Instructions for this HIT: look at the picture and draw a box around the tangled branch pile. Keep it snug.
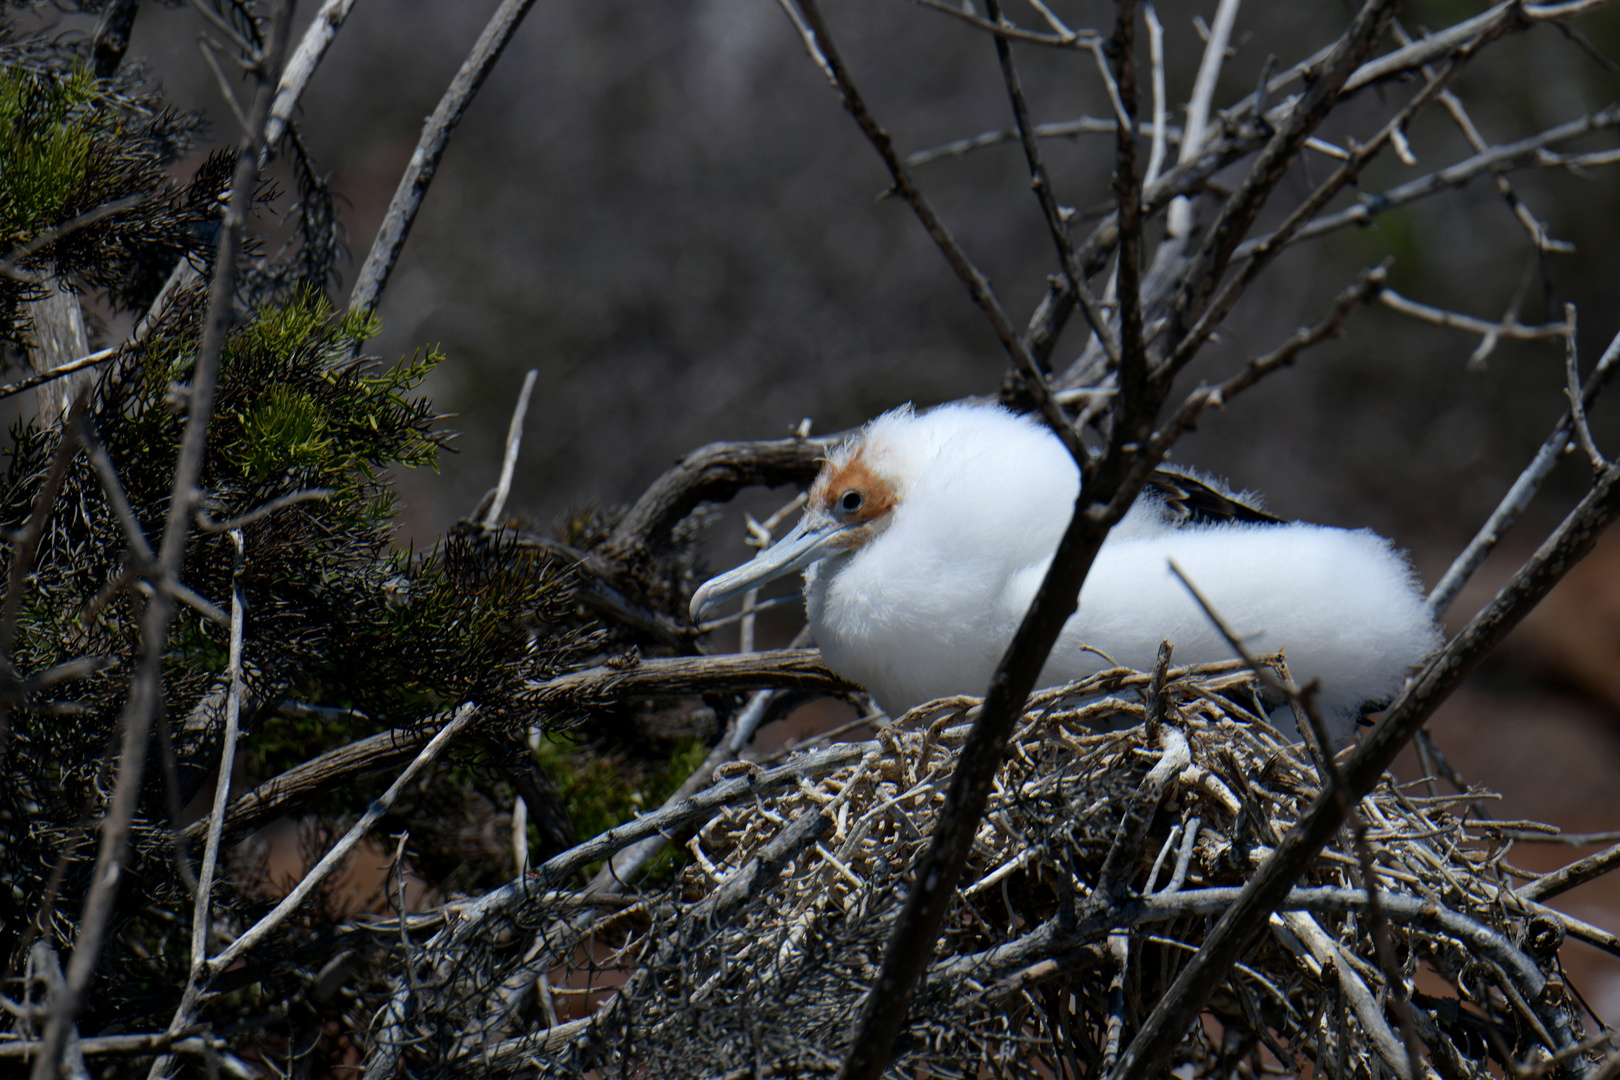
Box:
[361,662,1599,1079]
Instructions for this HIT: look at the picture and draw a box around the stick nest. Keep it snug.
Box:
[414,662,1599,1079]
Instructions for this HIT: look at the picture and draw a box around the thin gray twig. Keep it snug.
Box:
[485,368,538,526]
[1427,323,1620,617]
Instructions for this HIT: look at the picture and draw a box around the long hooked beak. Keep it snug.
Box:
[690,510,850,623]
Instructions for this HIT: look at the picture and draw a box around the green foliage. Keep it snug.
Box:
[234,383,331,480]
[0,18,713,1055]
[0,281,592,1005]
[0,62,96,242]
[217,289,442,495]
[536,733,706,858]
[0,48,215,342]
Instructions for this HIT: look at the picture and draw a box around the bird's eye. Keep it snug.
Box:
[839,489,863,513]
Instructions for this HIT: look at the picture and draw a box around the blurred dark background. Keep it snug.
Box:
[45,0,1617,561]
[21,0,1620,1014]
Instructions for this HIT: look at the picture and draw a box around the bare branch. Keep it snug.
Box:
[484,368,537,526]
[1276,912,1420,1080]
[1376,285,1566,344]
[264,0,362,148]
[1105,0,1149,440]
[596,435,830,573]
[1138,265,1388,493]
[180,649,849,845]
[1428,324,1620,617]
[349,0,543,319]
[187,0,260,63]
[27,4,294,1071]
[1425,58,1574,254]
[1170,552,1427,1079]
[1168,27,1474,380]
[200,703,480,981]
[195,33,252,136]
[195,488,334,532]
[0,194,147,283]
[148,532,246,1080]
[1141,4,1168,189]
[189,530,246,969]
[1565,305,1609,472]
[907,0,1095,47]
[0,1030,235,1065]
[1166,0,1407,376]
[906,116,1179,168]
[1524,0,1612,22]
[771,0,836,84]
[782,0,1088,461]
[0,348,117,402]
[1232,104,1620,260]
[90,0,141,78]
[1166,0,1242,239]
[838,12,1170,1067]
[1519,839,1620,903]
[981,0,1126,383]
[587,626,814,897]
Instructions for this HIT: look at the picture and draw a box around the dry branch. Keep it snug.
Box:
[1165,0,1409,375]
[1428,325,1620,617]
[595,435,830,572]
[1233,104,1620,261]
[783,0,1089,460]
[264,0,361,148]
[180,649,848,846]
[348,0,542,318]
[26,7,295,1072]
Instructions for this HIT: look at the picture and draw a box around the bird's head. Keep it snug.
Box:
[689,428,906,623]
[688,402,1077,624]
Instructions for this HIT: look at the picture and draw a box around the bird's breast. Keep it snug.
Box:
[805,539,1030,715]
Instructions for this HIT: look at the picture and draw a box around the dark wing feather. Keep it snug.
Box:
[1144,469,1283,527]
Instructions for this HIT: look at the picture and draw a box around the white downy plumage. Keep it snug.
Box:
[690,403,1442,736]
